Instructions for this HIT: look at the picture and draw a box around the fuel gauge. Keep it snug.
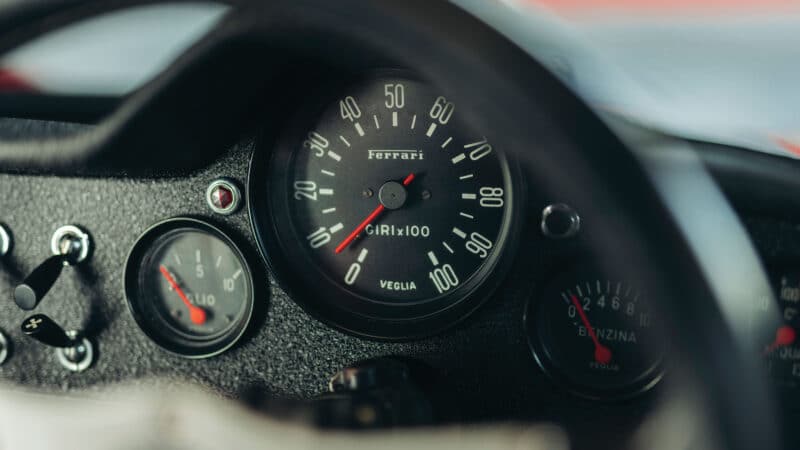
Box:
[525,264,664,400]
[125,218,255,358]
[758,269,800,392]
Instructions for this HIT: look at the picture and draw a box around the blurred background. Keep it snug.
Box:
[1,0,799,157]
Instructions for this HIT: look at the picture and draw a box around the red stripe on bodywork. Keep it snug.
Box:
[774,137,800,158]
[528,0,800,13]
[0,68,36,93]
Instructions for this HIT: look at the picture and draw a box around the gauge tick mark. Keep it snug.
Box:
[427,251,440,267]
[426,123,437,137]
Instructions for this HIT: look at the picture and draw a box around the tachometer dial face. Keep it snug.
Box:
[526,265,664,399]
[255,75,516,339]
[125,218,255,358]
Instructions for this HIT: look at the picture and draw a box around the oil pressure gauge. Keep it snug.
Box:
[125,218,254,358]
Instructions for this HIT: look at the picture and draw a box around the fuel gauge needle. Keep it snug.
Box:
[571,294,612,364]
[159,265,207,325]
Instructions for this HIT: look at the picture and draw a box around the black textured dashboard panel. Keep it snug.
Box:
[0,119,657,447]
[0,133,534,403]
[2,127,798,446]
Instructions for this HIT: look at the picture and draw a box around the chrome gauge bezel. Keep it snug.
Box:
[124,217,256,358]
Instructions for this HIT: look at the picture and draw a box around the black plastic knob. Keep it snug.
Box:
[329,358,411,393]
[317,358,433,429]
[13,255,68,310]
[21,314,75,348]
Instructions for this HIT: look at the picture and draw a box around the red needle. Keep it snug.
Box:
[159,265,207,325]
[570,294,612,364]
[764,325,796,355]
[334,173,415,254]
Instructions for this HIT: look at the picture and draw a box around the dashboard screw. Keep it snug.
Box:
[362,188,374,198]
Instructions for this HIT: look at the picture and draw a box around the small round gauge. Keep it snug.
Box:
[251,75,517,339]
[756,268,800,393]
[526,265,664,399]
[125,218,254,358]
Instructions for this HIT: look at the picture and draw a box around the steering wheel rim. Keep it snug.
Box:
[0,1,781,448]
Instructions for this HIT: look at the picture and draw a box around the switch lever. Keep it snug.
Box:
[12,225,91,311]
[14,255,69,310]
[21,314,74,348]
[21,313,94,372]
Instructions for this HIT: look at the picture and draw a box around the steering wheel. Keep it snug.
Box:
[0,1,781,449]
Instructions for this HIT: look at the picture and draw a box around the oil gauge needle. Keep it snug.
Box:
[334,173,415,254]
[159,265,207,325]
[764,325,796,355]
[570,294,612,364]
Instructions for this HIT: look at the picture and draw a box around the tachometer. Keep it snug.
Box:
[251,75,517,339]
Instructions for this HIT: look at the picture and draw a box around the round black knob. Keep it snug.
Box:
[541,203,580,239]
[13,255,67,310]
[320,358,433,429]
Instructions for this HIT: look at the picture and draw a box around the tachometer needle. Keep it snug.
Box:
[159,265,207,325]
[570,294,612,364]
[764,325,796,355]
[334,173,415,254]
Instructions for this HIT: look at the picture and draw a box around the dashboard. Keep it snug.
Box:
[2,110,800,441]
[0,2,798,449]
